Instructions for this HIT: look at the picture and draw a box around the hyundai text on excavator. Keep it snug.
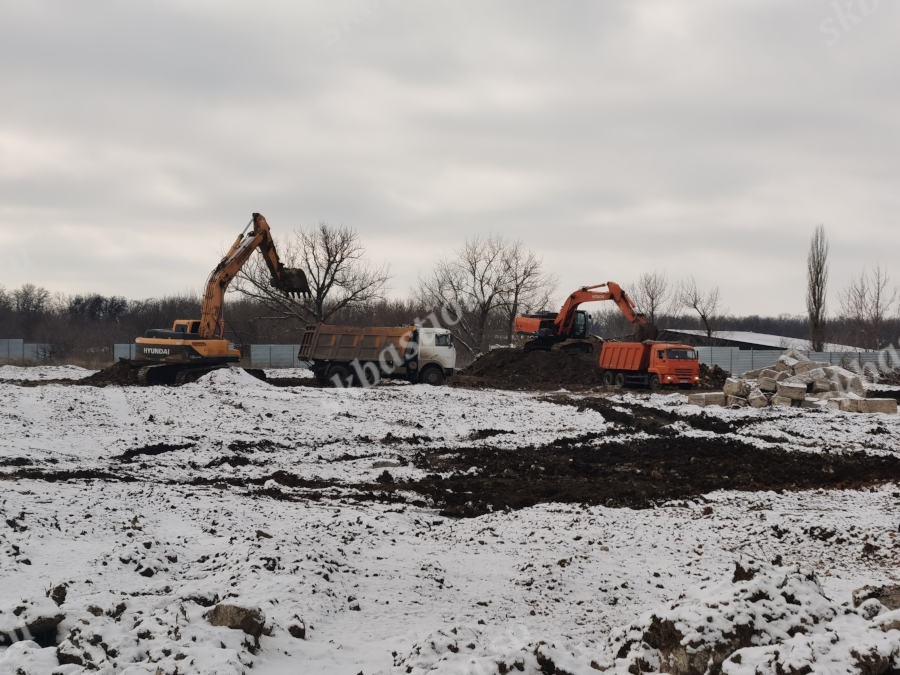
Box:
[513,282,656,352]
[132,213,310,384]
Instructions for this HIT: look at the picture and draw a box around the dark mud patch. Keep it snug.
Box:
[468,429,512,441]
[0,468,136,483]
[228,439,292,453]
[115,442,195,462]
[266,377,321,388]
[394,436,900,517]
[544,394,744,435]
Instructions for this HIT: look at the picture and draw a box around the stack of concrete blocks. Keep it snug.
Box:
[688,348,897,414]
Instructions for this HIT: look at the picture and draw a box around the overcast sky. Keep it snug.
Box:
[1,0,897,316]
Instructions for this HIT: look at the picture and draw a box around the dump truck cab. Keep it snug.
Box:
[599,341,700,389]
[646,344,700,389]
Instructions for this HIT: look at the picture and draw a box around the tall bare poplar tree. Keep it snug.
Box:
[806,225,829,351]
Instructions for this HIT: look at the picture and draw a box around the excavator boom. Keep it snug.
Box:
[515,281,655,350]
[133,212,310,384]
[198,213,309,338]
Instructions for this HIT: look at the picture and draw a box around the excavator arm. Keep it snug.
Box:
[554,282,647,337]
[198,213,310,338]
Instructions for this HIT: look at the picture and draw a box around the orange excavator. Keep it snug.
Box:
[513,282,656,352]
[132,213,310,384]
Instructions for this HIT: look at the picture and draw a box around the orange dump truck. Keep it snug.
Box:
[599,341,700,389]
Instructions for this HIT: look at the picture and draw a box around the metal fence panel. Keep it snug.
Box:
[0,339,24,360]
[249,345,303,368]
[114,344,136,360]
[696,347,887,376]
[23,343,53,361]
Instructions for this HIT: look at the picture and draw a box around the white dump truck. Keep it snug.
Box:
[298,324,456,386]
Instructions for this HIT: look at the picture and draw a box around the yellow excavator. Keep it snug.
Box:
[132,212,309,384]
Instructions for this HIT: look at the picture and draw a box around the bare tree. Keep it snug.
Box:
[418,235,511,357]
[679,277,721,339]
[841,265,896,349]
[631,271,673,329]
[500,242,556,344]
[806,225,829,351]
[233,222,389,324]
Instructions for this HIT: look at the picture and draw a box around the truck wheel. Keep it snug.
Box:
[602,371,614,386]
[419,366,445,386]
[614,372,625,388]
[649,374,661,390]
[326,363,352,387]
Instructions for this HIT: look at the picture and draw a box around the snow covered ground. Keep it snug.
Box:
[1,367,898,673]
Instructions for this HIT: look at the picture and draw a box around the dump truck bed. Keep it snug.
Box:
[598,341,649,371]
[299,325,415,363]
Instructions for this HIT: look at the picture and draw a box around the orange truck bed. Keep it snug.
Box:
[598,341,650,371]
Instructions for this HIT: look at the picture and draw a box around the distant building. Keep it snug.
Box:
[658,329,866,352]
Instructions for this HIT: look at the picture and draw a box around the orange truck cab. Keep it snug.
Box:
[598,341,700,389]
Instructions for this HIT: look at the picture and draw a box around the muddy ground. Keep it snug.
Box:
[5,393,898,521]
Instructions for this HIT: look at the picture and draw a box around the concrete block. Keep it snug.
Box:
[748,389,769,408]
[800,397,825,408]
[687,393,708,407]
[826,399,842,410]
[815,391,842,400]
[840,398,860,413]
[777,382,807,401]
[812,379,833,393]
[775,370,791,382]
[726,395,748,408]
[783,348,810,362]
[774,358,797,373]
[793,361,819,375]
[805,367,827,380]
[741,368,764,379]
[832,371,866,397]
[786,374,814,386]
[759,368,779,380]
[704,392,727,406]
[723,378,750,398]
[772,395,795,407]
[758,376,778,392]
[858,399,898,414]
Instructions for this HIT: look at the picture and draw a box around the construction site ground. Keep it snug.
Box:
[1,363,899,673]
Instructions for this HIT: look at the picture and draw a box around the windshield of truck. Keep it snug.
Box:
[435,333,453,348]
[666,348,697,360]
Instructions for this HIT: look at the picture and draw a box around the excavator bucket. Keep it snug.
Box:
[273,268,311,298]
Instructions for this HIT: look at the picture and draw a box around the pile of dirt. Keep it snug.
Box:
[698,363,729,390]
[450,348,605,390]
[81,360,144,386]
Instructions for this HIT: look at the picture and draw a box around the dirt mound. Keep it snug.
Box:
[81,360,144,386]
[451,348,604,390]
[698,363,730,390]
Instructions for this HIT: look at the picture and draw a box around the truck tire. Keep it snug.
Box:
[419,366,445,386]
[649,374,660,390]
[614,372,625,388]
[326,363,352,387]
[602,371,614,386]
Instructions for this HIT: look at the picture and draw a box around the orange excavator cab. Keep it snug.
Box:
[514,282,657,351]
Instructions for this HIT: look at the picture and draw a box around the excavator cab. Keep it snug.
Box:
[571,311,589,340]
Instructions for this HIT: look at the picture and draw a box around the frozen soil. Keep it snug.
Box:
[1,367,899,673]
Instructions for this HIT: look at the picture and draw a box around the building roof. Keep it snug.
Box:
[664,329,867,352]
